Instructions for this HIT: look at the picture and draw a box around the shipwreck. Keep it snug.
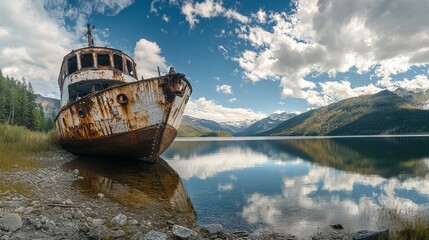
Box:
[55,24,192,163]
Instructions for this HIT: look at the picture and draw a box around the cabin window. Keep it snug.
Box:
[67,55,77,74]
[97,53,110,67]
[81,53,94,68]
[126,59,134,76]
[114,54,123,71]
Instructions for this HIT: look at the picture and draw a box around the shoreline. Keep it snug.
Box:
[0,150,396,239]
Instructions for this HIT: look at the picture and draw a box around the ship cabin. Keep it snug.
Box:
[58,47,138,107]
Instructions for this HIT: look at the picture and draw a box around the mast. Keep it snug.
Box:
[86,23,94,47]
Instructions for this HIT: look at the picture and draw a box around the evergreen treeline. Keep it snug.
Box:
[0,70,55,131]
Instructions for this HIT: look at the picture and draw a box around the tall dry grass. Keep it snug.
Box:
[378,207,429,240]
[0,124,59,171]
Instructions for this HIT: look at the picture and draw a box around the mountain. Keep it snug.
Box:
[178,115,232,137]
[237,112,297,136]
[264,89,429,136]
[35,94,60,118]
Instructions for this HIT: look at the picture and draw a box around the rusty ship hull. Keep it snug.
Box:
[55,27,192,163]
[56,76,191,163]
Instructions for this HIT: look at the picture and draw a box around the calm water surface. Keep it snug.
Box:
[163,136,429,236]
[66,136,429,237]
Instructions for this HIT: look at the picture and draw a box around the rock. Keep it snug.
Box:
[40,216,49,224]
[352,229,389,240]
[24,207,33,214]
[172,225,198,240]
[97,193,104,199]
[143,230,167,240]
[131,231,145,240]
[127,219,139,225]
[13,207,24,213]
[72,169,80,176]
[42,221,56,231]
[91,219,105,226]
[88,224,112,240]
[50,198,62,204]
[111,214,127,226]
[78,222,90,233]
[111,229,126,238]
[330,224,344,230]
[73,210,84,220]
[0,213,23,232]
[63,199,74,205]
[201,223,223,237]
[63,212,73,219]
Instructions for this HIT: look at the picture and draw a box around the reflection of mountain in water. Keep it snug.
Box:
[275,137,429,178]
[63,157,196,226]
[165,137,429,178]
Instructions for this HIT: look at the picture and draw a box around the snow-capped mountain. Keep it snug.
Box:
[236,112,297,136]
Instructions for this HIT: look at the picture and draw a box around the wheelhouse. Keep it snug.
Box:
[58,47,138,107]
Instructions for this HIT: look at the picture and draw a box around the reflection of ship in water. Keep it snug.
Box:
[63,157,196,226]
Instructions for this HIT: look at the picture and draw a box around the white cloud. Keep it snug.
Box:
[184,97,266,122]
[233,0,429,106]
[252,9,267,24]
[134,38,167,79]
[162,14,169,22]
[166,146,268,180]
[218,183,233,191]
[391,75,429,92]
[0,1,76,98]
[0,0,134,98]
[309,81,382,106]
[180,0,250,29]
[227,97,237,103]
[216,84,233,94]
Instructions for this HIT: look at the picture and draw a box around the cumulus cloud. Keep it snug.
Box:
[0,1,76,98]
[233,0,429,106]
[184,97,266,122]
[0,0,134,98]
[216,84,233,94]
[180,0,250,29]
[134,38,167,79]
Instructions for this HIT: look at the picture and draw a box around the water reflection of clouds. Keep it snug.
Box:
[165,138,429,237]
[241,162,429,236]
[166,147,268,180]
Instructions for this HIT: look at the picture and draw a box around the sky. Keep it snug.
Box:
[1,0,429,123]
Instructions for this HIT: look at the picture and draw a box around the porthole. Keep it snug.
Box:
[78,109,85,118]
[117,93,128,104]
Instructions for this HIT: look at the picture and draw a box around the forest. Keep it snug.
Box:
[0,70,55,132]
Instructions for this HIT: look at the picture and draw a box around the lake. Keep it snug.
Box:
[66,136,429,237]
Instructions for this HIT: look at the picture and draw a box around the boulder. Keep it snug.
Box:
[172,225,198,240]
[352,229,389,240]
[201,223,223,237]
[0,213,23,232]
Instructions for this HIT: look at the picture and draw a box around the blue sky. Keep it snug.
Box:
[1,0,429,122]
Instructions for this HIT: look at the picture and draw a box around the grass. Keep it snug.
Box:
[378,207,429,240]
[0,124,59,171]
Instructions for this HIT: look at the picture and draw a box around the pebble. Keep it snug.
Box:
[144,230,167,240]
[72,169,79,176]
[111,213,127,226]
[96,193,104,199]
[63,199,74,205]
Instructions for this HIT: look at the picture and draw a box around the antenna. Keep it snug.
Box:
[86,23,95,47]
